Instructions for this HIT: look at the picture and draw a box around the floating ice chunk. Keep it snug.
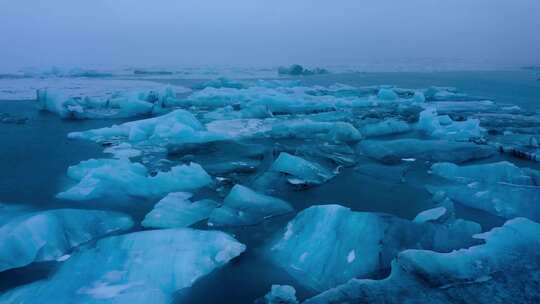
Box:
[417,108,484,140]
[208,185,293,227]
[0,229,246,304]
[413,207,447,223]
[0,208,133,272]
[431,161,540,185]
[305,218,540,304]
[360,119,411,138]
[358,139,495,164]
[270,152,335,185]
[428,182,540,221]
[257,285,298,304]
[57,158,212,201]
[377,88,398,101]
[267,205,480,291]
[68,109,206,142]
[37,86,180,119]
[142,192,218,228]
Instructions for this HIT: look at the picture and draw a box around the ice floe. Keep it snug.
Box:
[0,206,133,272]
[267,204,480,291]
[142,192,218,228]
[208,185,293,227]
[57,158,212,201]
[305,217,540,304]
[0,229,245,304]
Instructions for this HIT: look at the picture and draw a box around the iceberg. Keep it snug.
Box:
[57,158,212,201]
[305,218,540,304]
[267,204,480,291]
[358,139,495,164]
[256,285,298,304]
[142,192,218,228]
[208,185,293,226]
[0,229,246,304]
[0,207,133,272]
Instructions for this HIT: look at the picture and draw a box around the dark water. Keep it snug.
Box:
[0,70,539,303]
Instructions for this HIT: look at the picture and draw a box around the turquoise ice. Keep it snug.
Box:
[267,204,480,291]
[0,228,246,304]
[0,206,133,272]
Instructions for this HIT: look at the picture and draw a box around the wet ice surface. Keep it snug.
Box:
[0,69,539,303]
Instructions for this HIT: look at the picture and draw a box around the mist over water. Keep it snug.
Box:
[1,0,539,71]
[1,2,540,304]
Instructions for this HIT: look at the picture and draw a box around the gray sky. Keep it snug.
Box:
[1,0,539,70]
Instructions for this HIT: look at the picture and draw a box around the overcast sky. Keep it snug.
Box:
[1,0,539,70]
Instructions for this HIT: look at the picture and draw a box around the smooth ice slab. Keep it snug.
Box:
[142,192,218,228]
[208,185,293,226]
[270,152,335,186]
[0,229,246,304]
[267,204,480,291]
[431,161,540,185]
[358,139,495,164]
[305,218,540,304]
[57,158,212,201]
[429,161,540,221]
[0,207,133,272]
[429,182,540,221]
